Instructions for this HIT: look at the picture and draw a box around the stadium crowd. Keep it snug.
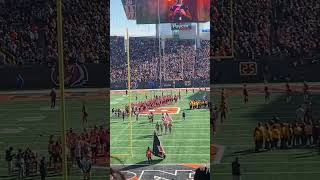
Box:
[211,0,232,57]
[211,0,319,59]
[110,37,210,84]
[4,126,109,179]
[0,0,108,65]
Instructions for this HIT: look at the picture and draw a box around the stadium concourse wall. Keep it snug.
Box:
[211,56,320,84]
[0,63,108,90]
[110,79,210,90]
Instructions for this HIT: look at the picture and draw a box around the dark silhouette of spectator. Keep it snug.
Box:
[194,166,210,180]
[232,157,241,180]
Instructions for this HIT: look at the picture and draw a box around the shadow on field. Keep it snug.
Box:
[247,95,297,122]
[120,159,163,171]
[137,134,153,139]
[246,93,320,124]
[137,121,151,125]
[225,93,320,156]
[225,149,265,157]
[230,149,257,156]
[188,91,208,100]
[295,149,319,158]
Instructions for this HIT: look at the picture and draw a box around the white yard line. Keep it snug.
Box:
[140,107,182,115]
[17,115,46,122]
[111,163,208,166]
[213,171,320,175]
[111,120,210,126]
[111,115,210,118]
[111,87,209,93]
[112,153,209,156]
[112,139,209,142]
[139,170,196,179]
[218,161,320,165]
[112,132,209,136]
[111,119,210,124]
[112,145,209,149]
[111,127,210,131]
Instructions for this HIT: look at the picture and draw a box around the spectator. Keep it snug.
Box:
[5,147,15,176]
[0,0,108,65]
[80,156,92,180]
[194,166,210,180]
[211,0,319,59]
[40,157,48,180]
[232,157,241,180]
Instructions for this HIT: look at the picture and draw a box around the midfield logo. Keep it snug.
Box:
[121,170,195,180]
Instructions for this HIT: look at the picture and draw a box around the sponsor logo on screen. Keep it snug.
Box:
[171,23,192,31]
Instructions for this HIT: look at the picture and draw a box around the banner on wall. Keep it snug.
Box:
[162,81,174,88]
[148,80,156,88]
[131,81,138,89]
[184,80,192,87]
[51,63,89,88]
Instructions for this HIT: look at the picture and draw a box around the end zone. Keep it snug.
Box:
[111,164,209,180]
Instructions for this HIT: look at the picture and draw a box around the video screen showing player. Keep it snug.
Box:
[136,0,209,24]
[168,0,193,22]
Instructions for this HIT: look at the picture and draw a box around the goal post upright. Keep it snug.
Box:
[230,0,234,57]
[56,0,68,179]
[125,28,133,158]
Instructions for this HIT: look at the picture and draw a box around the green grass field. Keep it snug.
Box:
[110,89,210,166]
[212,90,320,180]
[0,91,108,179]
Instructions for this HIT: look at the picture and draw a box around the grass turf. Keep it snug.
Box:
[110,89,210,165]
[212,92,320,180]
[0,94,108,180]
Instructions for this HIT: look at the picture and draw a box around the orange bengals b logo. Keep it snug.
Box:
[51,63,88,88]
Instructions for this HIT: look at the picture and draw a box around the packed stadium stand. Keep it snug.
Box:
[211,0,319,84]
[0,0,108,66]
[211,0,232,57]
[0,1,110,179]
[211,0,319,59]
[110,36,210,85]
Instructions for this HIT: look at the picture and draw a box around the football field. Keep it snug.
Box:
[110,88,210,179]
[0,89,108,180]
[212,83,320,180]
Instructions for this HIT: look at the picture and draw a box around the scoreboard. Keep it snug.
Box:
[239,62,257,75]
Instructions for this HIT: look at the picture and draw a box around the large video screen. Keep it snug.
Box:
[197,0,210,22]
[136,0,210,24]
